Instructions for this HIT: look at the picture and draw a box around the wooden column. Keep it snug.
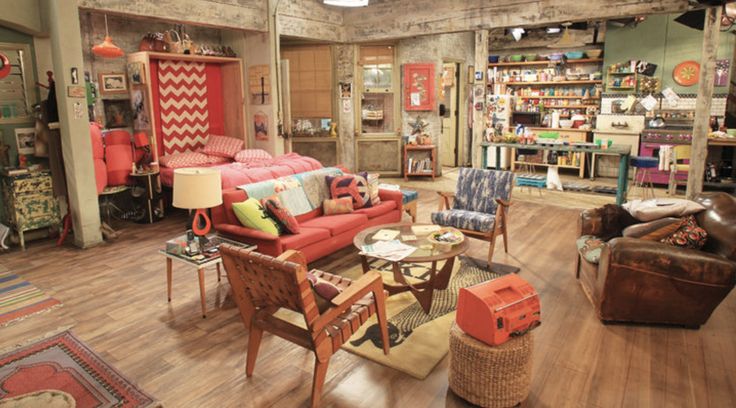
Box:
[471,30,489,169]
[42,0,102,248]
[687,6,722,199]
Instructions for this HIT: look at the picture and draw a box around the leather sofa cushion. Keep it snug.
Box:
[622,217,682,241]
[354,200,397,218]
[623,198,705,222]
[576,235,606,264]
[301,213,369,236]
[281,227,331,251]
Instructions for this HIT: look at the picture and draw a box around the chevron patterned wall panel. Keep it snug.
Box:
[158,60,210,155]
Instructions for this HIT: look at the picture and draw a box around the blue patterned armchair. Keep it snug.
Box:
[431,168,514,265]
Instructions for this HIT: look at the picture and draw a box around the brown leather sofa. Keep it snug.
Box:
[575,192,736,328]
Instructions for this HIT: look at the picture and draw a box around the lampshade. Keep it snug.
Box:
[92,15,124,59]
[133,132,149,148]
[173,168,222,209]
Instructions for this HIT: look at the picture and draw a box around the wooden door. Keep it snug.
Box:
[440,63,459,167]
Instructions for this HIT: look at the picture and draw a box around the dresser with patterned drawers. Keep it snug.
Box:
[1,170,60,250]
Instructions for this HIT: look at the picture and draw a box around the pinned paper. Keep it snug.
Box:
[640,94,658,111]
[662,87,680,108]
[621,95,637,111]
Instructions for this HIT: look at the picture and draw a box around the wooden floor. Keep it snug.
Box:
[1,188,735,408]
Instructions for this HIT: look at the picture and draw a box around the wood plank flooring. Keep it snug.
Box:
[1,189,734,407]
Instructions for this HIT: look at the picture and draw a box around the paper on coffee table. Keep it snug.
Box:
[411,225,441,235]
[373,229,400,241]
[360,240,416,262]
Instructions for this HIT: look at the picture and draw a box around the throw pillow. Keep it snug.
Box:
[234,149,273,163]
[326,173,369,208]
[323,197,354,215]
[622,217,683,241]
[306,272,343,313]
[261,196,300,234]
[232,198,280,236]
[576,235,606,264]
[623,198,706,222]
[202,135,244,158]
[367,173,381,206]
[159,152,212,168]
[661,215,708,249]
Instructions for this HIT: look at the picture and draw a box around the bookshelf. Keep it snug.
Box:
[404,144,436,181]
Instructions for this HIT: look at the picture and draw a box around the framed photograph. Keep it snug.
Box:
[14,128,36,155]
[254,111,269,141]
[127,62,145,85]
[339,82,352,99]
[98,73,128,95]
[103,99,133,129]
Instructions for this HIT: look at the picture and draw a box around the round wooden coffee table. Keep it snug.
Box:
[353,222,468,313]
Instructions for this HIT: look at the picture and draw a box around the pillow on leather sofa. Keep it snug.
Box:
[661,215,708,249]
[576,235,606,264]
[622,217,682,241]
[232,198,280,236]
[623,198,706,222]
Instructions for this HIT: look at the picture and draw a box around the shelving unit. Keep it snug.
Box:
[404,144,436,181]
[503,80,602,86]
[488,58,603,68]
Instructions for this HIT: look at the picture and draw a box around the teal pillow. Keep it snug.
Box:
[232,198,280,236]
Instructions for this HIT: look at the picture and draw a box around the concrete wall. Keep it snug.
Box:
[0,0,44,35]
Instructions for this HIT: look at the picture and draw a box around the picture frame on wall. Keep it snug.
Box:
[14,127,35,155]
[103,99,133,129]
[98,73,128,95]
[127,62,145,85]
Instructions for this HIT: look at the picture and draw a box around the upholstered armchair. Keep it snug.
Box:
[575,192,736,328]
[432,168,514,265]
[220,245,389,408]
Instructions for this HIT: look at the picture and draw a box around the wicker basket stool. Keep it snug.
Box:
[448,322,533,408]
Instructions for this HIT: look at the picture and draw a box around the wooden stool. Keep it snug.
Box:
[449,323,533,408]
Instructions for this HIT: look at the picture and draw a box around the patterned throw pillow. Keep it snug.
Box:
[661,215,708,249]
[234,149,273,163]
[159,152,212,168]
[367,173,381,206]
[622,217,682,241]
[326,173,369,208]
[323,197,354,215]
[261,196,300,235]
[306,272,343,313]
[232,198,280,236]
[576,235,606,264]
[202,135,244,158]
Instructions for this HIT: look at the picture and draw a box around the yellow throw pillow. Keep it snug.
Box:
[232,198,280,236]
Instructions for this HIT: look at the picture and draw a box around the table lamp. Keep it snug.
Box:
[173,168,222,240]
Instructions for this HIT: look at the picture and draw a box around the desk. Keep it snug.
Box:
[481,142,632,205]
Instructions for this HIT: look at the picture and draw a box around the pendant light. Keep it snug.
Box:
[92,14,124,58]
[548,23,586,49]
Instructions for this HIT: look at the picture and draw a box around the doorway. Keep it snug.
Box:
[440,62,461,167]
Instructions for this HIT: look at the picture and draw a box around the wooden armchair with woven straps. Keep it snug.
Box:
[219,244,390,408]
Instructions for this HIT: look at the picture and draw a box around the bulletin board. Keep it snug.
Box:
[403,63,435,111]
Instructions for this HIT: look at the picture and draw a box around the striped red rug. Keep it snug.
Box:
[0,271,61,326]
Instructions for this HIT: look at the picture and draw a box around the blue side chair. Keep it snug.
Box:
[431,168,514,265]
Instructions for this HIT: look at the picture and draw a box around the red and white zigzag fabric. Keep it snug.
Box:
[158,60,209,155]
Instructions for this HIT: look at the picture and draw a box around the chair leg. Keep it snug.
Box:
[311,358,330,408]
[245,325,264,377]
[502,225,509,253]
[373,286,390,356]
[487,233,497,266]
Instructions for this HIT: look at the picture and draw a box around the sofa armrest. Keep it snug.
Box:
[579,207,605,237]
[379,189,403,211]
[601,237,736,286]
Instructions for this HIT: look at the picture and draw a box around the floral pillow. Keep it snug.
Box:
[202,135,244,158]
[261,196,300,235]
[661,215,708,249]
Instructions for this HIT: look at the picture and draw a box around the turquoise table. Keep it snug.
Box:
[481,142,632,205]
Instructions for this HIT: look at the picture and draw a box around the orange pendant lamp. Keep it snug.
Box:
[92,15,124,59]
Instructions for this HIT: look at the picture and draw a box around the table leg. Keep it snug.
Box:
[19,230,25,251]
[616,154,630,205]
[216,263,221,282]
[360,255,370,274]
[198,267,207,318]
[166,258,172,302]
[434,257,455,290]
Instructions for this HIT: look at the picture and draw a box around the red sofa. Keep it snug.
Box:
[212,188,403,263]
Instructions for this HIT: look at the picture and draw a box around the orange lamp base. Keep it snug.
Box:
[191,208,211,236]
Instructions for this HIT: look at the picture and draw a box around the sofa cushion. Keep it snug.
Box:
[354,200,397,219]
[431,209,495,233]
[623,198,706,222]
[232,198,280,236]
[234,148,273,163]
[661,215,708,250]
[301,213,369,236]
[623,217,682,241]
[323,197,354,215]
[280,227,331,251]
[367,173,381,206]
[576,235,606,264]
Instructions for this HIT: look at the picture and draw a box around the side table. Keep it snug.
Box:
[160,233,255,318]
[129,171,164,223]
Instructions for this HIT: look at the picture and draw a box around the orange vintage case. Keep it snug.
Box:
[456,274,541,346]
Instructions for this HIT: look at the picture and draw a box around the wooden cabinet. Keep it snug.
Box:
[404,145,436,180]
[511,128,589,178]
[2,170,60,250]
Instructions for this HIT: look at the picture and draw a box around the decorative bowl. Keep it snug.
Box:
[509,54,524,62]
[547,53,563,61]
[428,228,465,251]
[489,55,500,63]
[586,49,603,59]
[559,120,574,128]
[524,54,538,62]
[565,51,585,60]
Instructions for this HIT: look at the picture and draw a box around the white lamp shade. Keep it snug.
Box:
[172,168,223,209]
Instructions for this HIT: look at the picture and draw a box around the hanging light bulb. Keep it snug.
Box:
[92,15,124,58]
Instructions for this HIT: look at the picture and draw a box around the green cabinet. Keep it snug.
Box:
[2,170,60,250]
